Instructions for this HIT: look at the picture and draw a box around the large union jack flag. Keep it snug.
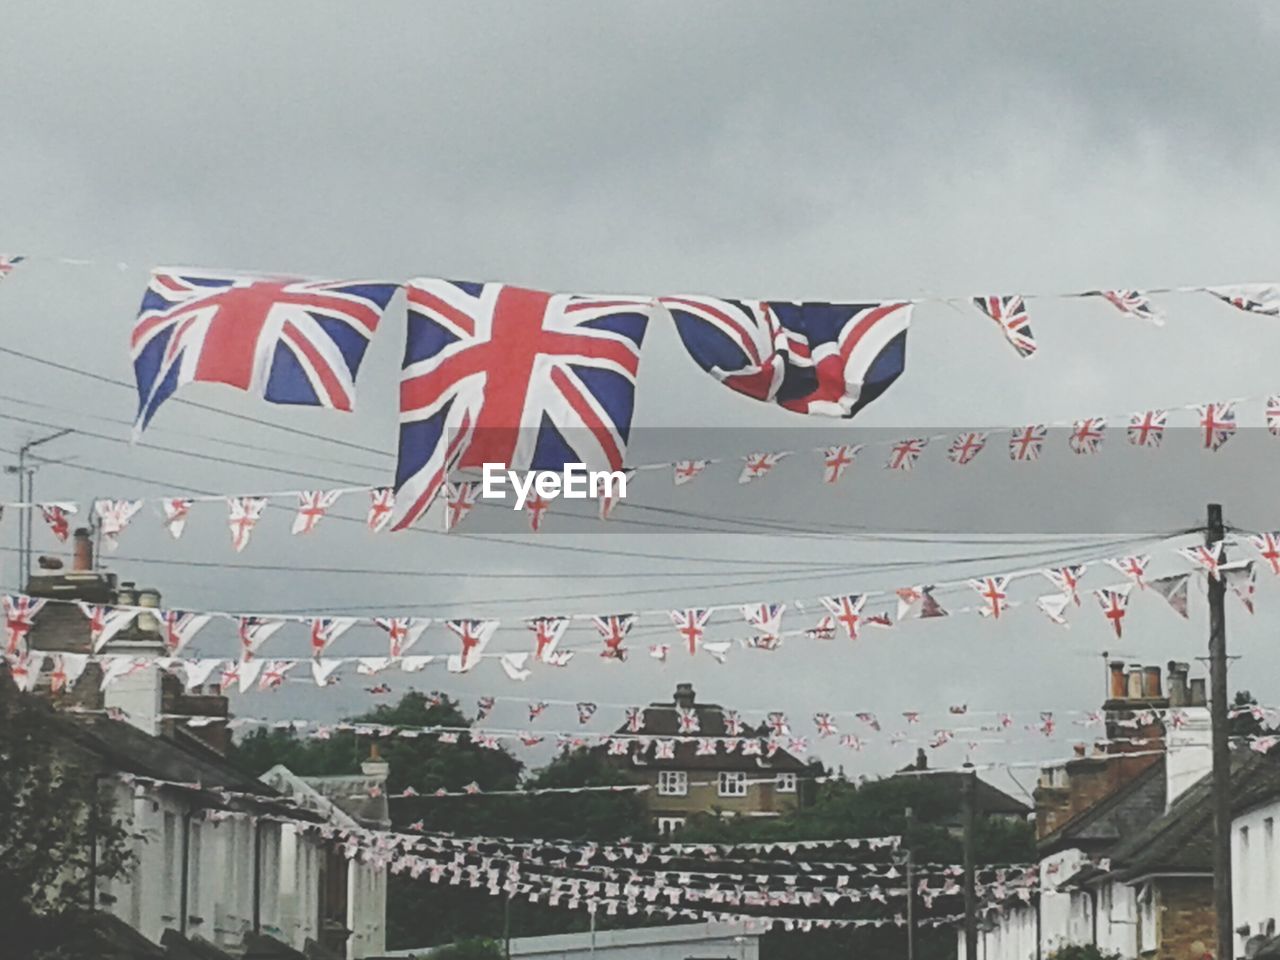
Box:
[394,280,653,529]
[131,271,398,431]
[659,296,911,418]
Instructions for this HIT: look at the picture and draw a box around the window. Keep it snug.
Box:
[657,770,688,796]
[657,817,686,837]
[776,773,798,793]
[718,771,747,797]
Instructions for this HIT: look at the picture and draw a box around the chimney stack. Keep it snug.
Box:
[72,528,93,572]
[673,683,696,710]
[361,742,391,779]
[915,748,928,771]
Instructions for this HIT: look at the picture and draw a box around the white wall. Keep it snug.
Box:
[1234,797,1280,957]
[1094,879,1138,958]
[388,922,762,960]
[1166,707,1213,808]
[96,781,386,958]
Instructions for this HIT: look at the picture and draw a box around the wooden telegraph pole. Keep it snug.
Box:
[1206,503,1232,960]
[962,771,977,960]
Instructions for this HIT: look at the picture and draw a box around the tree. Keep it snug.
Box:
[0,679,134,959]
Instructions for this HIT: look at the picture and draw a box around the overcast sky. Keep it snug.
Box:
[4,2,1280,795]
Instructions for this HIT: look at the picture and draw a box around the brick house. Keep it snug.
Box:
[609,683,812,835]
[962,661,1232,960]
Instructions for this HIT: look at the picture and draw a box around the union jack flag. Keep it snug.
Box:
[787,737,810,755]
[673,459,710,486]
[741,603,785,639]
[653,738,676,759]
[130,271,397,431]
[660,296,912,417]
[593,614,635,660]
[822,444,861,484]
[475,696,496,721]
[971,576,1011,618]
[0,255,25,282]
[237,616,284,659]
[740,738,763,756]
[1094,587,1131,638]
[1008,425,1046,461]
[1207,284,1280,317]
[1197,401,1237,451]
[228,496,267,552]
[94,499,143,551]
[528,700,548,722]
[947,432,987,466]
[1043,564,1087,605]
[446,619,497,672]
[973,295,1036,358]
[607,737,630,755]
[309,617,355,656]
[738,451,787,484]
[766,712,790,736]
[624,706,645,732]
[669,608,710,655]
[805,615,836,640]
[1069,417,1106,455]
[1267,397,1280,437]
[1226,562,1257,614]
[1106,555,1150,589]
[158,497,192,539]
[292,490,340,535]
[1099,290,1163,325]
[598,469,634,520]
[441,482,479,531]
[76,602,135,653]
[4,595,46,655]
[258,660,293,691]
[695,738,718,756]
[39,503,76,543]
[1252,532,1280,576]
[527,616,569,665]
[723,710,744,736]
[525,493,551,532]
[885,438,926,471]
[375,617,429,658]
[840,734,864,751]
[48,652,88,694]
[1127,409,1167,448]
[393,280,652,529]
[163,610,211,655]
[1179,542,1226,580]
[856,711,881,730]
[576,701,597,724]
[813,712,838,737]
[820,595,865,640]
[677,708,700,734]
[367,488,395,532]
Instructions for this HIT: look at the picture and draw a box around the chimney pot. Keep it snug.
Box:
[1142,666,1163,699]
[916,748,928,771]
[1126,665,1144,700]
[1109,660,1127,700]
[361,741,390,779]
[1167,661,1189,707]
[1189,678,1207,707]
[1073,744,1086,758]
[72,527,93,572]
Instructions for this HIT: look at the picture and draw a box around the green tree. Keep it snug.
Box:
[0,680,134,959]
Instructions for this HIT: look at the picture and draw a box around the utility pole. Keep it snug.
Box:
[962,770,977,960]
[904,806,916,960]
[1207,502,1232,960]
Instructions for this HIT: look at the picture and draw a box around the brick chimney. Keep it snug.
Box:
[673,683,696,710]
[72,527,93,571]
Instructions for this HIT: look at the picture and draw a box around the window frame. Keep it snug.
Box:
[657,770,688,796]
[776,773,798,793]
[718,770,748,798]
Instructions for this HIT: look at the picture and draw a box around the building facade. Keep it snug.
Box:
[609,683,811,835]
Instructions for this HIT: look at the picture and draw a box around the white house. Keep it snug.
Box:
[47,693,390,958]
[1231,755,1280,959]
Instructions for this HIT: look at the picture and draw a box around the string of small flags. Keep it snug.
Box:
[1,534,1251,674]
[5,388,1280,542]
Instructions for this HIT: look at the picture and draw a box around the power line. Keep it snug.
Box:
[0,344,393,459]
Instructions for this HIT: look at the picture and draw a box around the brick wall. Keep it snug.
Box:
[1154,876,1215,960]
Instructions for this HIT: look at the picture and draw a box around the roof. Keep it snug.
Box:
[259,765,390,830]
[611,688,807,773]
[1038,758,1168,857]
[1108,750,1259,881]
[1231,749,1280,816]
[898,770,1031,818]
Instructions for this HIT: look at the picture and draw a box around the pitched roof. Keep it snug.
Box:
[1109,750,1260,880]
[612,693,808,773]
[886,769,1031,820]
[1038,758,1167,857]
